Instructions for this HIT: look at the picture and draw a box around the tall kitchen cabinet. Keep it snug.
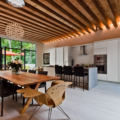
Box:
[94,39,119,82]
[94,41,107,80]
[107,39,119,82]
[56,47,64,66]
[50,48,55,65]
[64,46,71,66]
[50,46,71,66]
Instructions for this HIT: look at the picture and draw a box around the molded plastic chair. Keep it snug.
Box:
[17,82,72,120]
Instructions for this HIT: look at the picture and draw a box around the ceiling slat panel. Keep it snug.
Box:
[97,0,117,27]
[84,0,110,29]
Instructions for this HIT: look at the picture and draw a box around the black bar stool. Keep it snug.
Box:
[64,66,74,87]
[74,66,88,91]
[55,66,64,80]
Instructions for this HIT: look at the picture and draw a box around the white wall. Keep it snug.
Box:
[71,44,94,65]
[36,43,43,67]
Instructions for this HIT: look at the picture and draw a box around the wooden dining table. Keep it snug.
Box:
[0,71,60,114]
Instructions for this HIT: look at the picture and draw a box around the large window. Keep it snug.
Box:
[0,38,36,70]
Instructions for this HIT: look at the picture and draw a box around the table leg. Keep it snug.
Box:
[20,83,41,114]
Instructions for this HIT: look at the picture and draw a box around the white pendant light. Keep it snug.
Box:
[6,0,25,8]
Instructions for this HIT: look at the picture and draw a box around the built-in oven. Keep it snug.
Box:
[94,55,107,74]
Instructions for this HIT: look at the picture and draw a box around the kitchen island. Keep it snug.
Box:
[43,66,97,90]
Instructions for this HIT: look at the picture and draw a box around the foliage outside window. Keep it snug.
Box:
[1,38,36,69]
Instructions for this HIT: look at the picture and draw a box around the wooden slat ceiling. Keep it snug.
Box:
[0,0,120,43]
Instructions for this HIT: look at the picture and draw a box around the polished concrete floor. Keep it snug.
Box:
[0,81,120,120]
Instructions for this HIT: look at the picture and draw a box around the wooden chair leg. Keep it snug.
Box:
[1,97,3,116]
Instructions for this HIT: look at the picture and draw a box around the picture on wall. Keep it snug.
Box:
[43,53,50,64]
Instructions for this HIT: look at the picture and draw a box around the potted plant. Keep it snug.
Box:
[7,57,22,75]
[84,64,89,68]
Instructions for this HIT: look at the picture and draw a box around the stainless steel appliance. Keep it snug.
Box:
[94,55,107,74]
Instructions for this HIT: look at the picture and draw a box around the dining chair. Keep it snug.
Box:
[26,70,36,105]
[17,82,72,120]
[21,69,27,72]
[0,79,21,116]
[28,70,36,74]
[38,71,48,93]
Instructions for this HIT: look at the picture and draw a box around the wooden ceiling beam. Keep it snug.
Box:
[24,0,85,33]
[0,8,71,36]
[37,0,87,34]
[0,25,65,41]
[0,24,60,38]
[97,0,117,27]
[0,2,74,36]
[0,15,68,38]
[69,0,103,30]
[84,0,110,29]
[0,0,78,35]
[23,6,78,34]
[114,0,120,16]
[0,20,69,38]
[0,24,70,42]
[53,0,95,32]
[0,31,42,43]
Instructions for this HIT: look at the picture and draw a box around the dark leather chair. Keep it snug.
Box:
[38,71,48,93]
[74,66,88,91]
[55,66,64,80]
[28,70,36,74]
[64,66,74,87]
[0,79,21,116]
[21,69,27,72]
[28,70,36,105]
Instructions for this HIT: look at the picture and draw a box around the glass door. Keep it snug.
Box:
[24,50,36,70]
[0,47,6,70]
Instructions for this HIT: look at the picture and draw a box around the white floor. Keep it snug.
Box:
[0,81,120,120]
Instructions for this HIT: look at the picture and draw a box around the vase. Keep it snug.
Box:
[12,68,20,75]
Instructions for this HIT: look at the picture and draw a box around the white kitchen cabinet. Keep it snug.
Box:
[107,39,119,82]
[50,48,55,65]
[94,41,107,49]
[98,74,107,80]
[64,46,71,66]
[56,47,63,66]
[94,41,107,55]
[94,48,107,55]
